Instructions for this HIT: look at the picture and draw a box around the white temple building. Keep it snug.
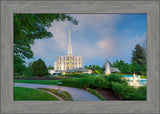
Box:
[54,30,83,72]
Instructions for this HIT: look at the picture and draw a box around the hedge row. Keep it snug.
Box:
[60,74,127,89]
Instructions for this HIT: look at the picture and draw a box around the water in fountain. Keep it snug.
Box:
[105,61,111,75]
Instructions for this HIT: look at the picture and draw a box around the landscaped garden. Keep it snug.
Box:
[14,74,147,100]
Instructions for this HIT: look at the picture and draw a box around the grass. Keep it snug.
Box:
[86,88,106,100]
[39,88,73,101]
[14,79,82,88]
[14,80,59,85]
[14,87,59,101]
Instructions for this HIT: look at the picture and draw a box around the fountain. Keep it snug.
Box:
[104,59,111,75]
[132,73,141,88]
[133,73,137,87]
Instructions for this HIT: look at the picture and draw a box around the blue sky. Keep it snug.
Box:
[26,14,146,67]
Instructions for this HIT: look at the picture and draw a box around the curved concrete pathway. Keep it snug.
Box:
[14,83,100,101]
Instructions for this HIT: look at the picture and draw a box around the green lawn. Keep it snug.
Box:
[14,80,59,85]
[39,88,73,101]
[14,79,82,88]
[14,87,59,101]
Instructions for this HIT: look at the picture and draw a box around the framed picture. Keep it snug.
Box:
[1,0,159,113]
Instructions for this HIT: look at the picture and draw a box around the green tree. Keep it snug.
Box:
[112,59,119,68]
[14,55,26,75]
[129,61,140,74]
[139,63,147,75]
[14,14,78,73]
[31,59,48,77]
[131,44,147,75]
[89,64,92,68]
[23,62,33,77]
[92,70,101,75]
[112,60,129,74]
[118,60,129,74]
[84,64,104,74]
[84,65,87,69]
[131,44,146,66]
[47,65,54,70]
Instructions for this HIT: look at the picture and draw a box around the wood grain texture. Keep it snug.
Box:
[1,0,159,113]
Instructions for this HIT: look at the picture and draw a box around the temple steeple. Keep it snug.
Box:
[68,30,72,55]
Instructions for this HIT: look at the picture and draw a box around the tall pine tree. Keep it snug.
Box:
[131,44,146,66]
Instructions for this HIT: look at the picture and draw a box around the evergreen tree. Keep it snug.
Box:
[129,61,140,74]
[89,64,92,69]
[31,59,48,77]
[131,44,146,66]
[112,60,129,74]
[47,65,54,70]
[112,59,119,68]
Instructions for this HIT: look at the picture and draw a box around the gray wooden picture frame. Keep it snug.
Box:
[1,0,159,113]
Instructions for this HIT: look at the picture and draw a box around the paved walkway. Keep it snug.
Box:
[14,83,100,101]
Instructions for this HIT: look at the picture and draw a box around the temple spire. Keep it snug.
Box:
[69,30,71,44]
[68,30,72,55]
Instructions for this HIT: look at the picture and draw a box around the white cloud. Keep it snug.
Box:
[97,38,117,55]
[70,14,121,32]
[30,14,146,66]
[31,14,122,61]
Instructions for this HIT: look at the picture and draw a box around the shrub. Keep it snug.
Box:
[23,68,33,77]
[61,79,82,88]
[104,74,127,88]
[79,76,109,89]
[87,88,106,100]
[136,86,147,97]
[111,82,146,100]
[65,73,95,78]
[105,74,125,83]
[79,77,92,88]
[91,77,108,89]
